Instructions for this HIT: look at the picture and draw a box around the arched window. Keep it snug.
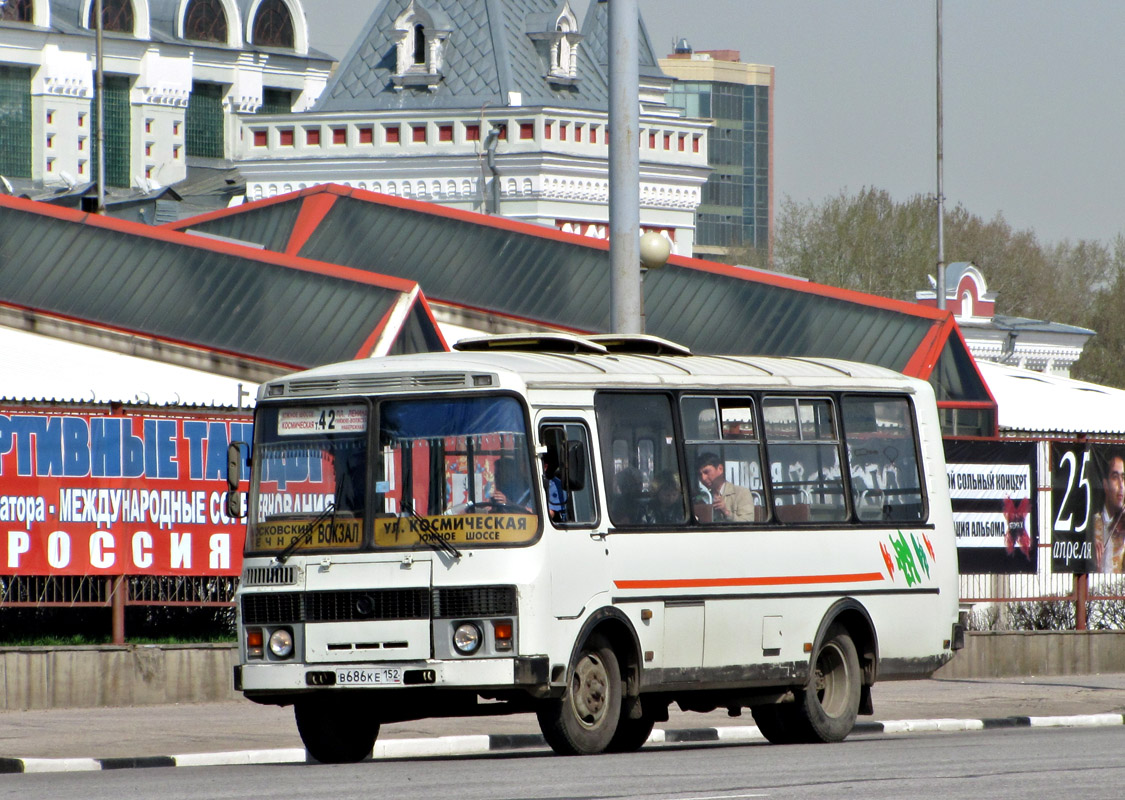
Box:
[412,24,425,65]
[88,0,135,33]
[253,0,294,49]
[184,0,228,43]
[0,0,33,23]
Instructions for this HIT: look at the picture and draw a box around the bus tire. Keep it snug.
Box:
[606,709,655,753]
[295,698,380,764]
[537,634,622,755]
[752,625,861,744]
[750,704,801,744]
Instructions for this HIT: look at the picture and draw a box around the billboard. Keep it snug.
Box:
[1050,442,1125,574]
[0,406,252,576]
[944,440,1037,574]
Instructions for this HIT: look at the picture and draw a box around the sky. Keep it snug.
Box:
[301,0,1125,246]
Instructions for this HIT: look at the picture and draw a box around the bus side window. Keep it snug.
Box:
[681,396,765,525]
[540,422,597,526]
[841,396,926,522]
[763,397,848,523]
[594,392,683,527]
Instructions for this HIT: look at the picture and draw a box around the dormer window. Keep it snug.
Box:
[0,0,33,23]
[527,1,582,86]
[413,25,426,65]
[87,0,135,34]
[184,0,228,44]
[253,0,296,49]
[392,1,452,91]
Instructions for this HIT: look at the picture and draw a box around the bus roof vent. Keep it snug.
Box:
[586,334,692,356]
[453,333,609,354]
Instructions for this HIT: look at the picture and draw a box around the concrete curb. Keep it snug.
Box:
[2,713,1123,774]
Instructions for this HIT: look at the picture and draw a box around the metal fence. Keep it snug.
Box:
[0,575,237,609]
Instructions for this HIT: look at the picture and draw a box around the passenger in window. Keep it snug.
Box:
[694,452,755,522]
[610,467,647,524]
[650,470,685,524]
[543,451,568,523]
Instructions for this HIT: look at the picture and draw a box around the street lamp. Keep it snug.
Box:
[638,231,672,332]
[639,231,672,272]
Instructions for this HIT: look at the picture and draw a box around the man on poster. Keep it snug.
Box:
[1093,451,1125,573]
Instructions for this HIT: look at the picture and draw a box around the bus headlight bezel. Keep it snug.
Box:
[452,622,483,655]
[268,627,295,659]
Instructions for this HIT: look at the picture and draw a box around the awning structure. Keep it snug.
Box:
[0,194,447,381]
[169,184,996,435]
[978,361,1125,438]
[0,327,252,408]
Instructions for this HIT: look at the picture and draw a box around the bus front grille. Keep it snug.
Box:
[241,585,517,625]
[432,586,517,618]
[241,588,430,624]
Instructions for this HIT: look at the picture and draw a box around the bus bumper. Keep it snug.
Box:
[235,656,549,694]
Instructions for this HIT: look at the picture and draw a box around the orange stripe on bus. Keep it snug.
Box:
[613,572,885,590]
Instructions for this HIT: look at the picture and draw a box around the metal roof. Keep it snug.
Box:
[581,0,667,80]
[169,185,969,386]
[0,195,446,372]
[314,0,645,113]
[979,361,1125,437]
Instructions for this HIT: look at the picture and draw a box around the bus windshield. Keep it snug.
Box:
[246,395,540,557]
[374,395,540,549]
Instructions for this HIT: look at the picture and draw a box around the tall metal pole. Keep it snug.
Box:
[935,0,945,309]
[95,0,106,213]
[608,0,642,333]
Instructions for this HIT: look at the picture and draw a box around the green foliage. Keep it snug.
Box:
[965,581,1125,631]
[770,188,1125,388]
[1005,598,1076,631]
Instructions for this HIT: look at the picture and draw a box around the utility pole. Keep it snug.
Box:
[935,0,945,309]
[608,0,641,333]
[95,0,106,214]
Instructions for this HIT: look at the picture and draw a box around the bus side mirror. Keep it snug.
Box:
[226,441,247,519]
[564,440,586,491]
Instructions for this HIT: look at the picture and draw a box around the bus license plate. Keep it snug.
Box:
[335,667,402,686]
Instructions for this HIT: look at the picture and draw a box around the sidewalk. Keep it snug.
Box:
[2,674,1124,766]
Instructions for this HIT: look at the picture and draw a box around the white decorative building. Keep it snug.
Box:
[916,262,1094,377]
[0,0,331,196]
[233,0,710,256]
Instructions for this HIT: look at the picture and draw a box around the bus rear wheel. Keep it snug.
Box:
[537,634,622,755]
[752,625,861,744]
[606,706,655,753]
[295,697,380,764]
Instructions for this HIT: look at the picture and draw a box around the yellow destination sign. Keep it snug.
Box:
[252,516,363,552]
[375,513,539,546]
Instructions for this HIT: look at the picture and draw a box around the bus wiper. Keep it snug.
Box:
[402,502,462,560]
[276,457,351,565]
[275,500,336,565]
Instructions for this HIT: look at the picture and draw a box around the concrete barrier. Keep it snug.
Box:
[935,630,1125,680]
[1,632,1123,710]
[0,643,238,711]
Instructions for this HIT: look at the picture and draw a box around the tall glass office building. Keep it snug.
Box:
[661,48,774,263]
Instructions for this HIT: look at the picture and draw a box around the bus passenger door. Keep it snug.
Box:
[539,418,609,618]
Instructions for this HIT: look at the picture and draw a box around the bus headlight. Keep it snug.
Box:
[269,628,294,659]
[452,622,482,655]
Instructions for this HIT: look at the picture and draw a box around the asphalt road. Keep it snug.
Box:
[4,673,1125,761]
[2,725,1124,800]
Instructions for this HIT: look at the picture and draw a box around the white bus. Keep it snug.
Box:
[230,334,961,763]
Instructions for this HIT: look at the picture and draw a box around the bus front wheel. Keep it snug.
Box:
[295,697,380,764]
[752,625,861,744]
[537,634,622,755]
